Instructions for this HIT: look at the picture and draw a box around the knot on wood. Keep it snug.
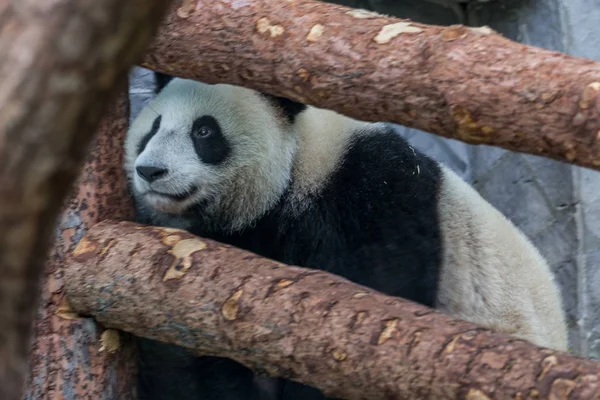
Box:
[377,318,400,345]
[222,288,244,320]
[374,22,423,44]
[163,238,207,281]
[257,17,284,37]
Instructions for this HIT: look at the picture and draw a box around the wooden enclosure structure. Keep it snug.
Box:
[1,0,600,399]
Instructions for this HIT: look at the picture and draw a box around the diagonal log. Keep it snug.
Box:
[65,220,600,400]
[0,0,172,398]
[143,0,600,171]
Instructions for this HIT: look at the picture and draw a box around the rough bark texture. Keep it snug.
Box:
[143,0,600,171]
[23,86,137,399]
[0,1,172,398]
[66,220,600,400]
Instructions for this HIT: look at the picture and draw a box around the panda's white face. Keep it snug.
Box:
[125,78,298,231]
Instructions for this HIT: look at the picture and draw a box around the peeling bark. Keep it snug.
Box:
[23,86,137,399]
[66,221,600,400]
[0,1,172,397]
[143,0,600,171]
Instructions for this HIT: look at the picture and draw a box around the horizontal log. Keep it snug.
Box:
[65,220,600,400]
[141,0,600,171]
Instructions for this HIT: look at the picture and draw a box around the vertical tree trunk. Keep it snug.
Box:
[0,1,172,397]
[23,85,138,399]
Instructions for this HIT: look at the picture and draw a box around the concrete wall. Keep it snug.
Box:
[128,0,600,359]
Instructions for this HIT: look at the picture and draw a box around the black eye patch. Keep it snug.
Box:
[138,115,162,155]
[191,115,231,165]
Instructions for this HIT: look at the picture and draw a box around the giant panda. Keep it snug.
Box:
[124,72,568,400]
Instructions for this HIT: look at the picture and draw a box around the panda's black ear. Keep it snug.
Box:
[154,72,174,94]
[262,94,307,124]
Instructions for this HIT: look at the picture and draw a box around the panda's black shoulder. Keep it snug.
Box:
[322,124,444,241]
[332,124,443,198]
[269,124,445,304]
[311,124,445,243]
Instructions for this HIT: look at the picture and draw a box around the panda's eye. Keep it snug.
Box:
[195,126,212,138]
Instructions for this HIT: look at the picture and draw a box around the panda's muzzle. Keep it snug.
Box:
[148,187,198,202]
[137,165,168,183]
[136,165,199,205]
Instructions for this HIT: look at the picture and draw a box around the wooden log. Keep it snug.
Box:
[23,85,137,399]
[65,220,600,400]
[143,0,600,171]
[0,0,173,398]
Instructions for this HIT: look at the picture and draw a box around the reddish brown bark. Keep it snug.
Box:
[23,86,137,399]
[0,1,172,397]
[66,220,600,400]
[143,0,600,171]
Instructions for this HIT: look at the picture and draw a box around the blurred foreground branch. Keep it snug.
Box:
[0,0,172,397]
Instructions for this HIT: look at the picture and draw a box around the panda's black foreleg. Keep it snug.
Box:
[136,337,268,400]
[279,379,343,400]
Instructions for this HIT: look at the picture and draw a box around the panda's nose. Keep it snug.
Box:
[136,165,168,183]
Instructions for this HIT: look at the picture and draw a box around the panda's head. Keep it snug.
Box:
[125,74,306,231]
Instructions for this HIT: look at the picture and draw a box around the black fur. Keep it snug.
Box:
[191,115,231,165]
[203,127,443,306]
[135,122,443,400]
[154,71,174,93]
[262,94,308,124]
[136,337,263,400]
[138,115,161,155]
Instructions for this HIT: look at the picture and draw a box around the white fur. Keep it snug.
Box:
[125,78,297,232]
[436,166,568,351]
[285,107,378,213]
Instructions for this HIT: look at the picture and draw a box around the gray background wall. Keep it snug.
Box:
[128,0,600,359]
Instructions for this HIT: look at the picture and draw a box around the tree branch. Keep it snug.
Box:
[23,85,137,400]
[65,220,600,400]
[0,1,172,398]
[143,0,600,171]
